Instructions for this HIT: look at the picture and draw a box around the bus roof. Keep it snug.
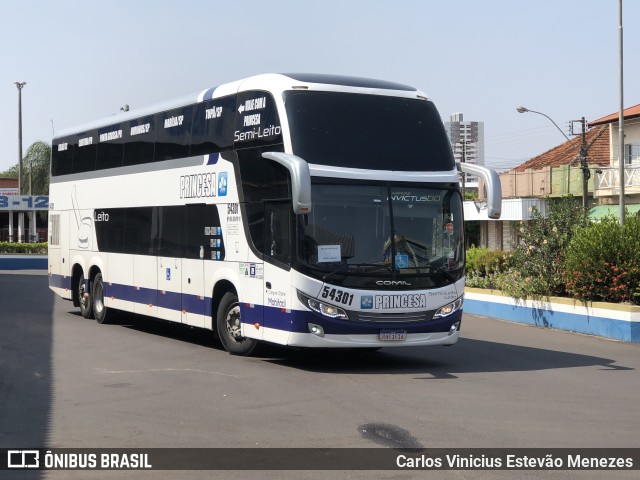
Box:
[54,73,423,139]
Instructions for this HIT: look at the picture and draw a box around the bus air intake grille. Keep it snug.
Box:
[351,311,435,323]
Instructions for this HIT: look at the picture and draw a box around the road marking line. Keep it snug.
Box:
[96,368,241,378]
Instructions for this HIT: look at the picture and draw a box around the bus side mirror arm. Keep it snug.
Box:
[457,163,502,219]
[262,152,312,215]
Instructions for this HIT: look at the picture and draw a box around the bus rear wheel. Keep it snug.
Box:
[216,292,258,356]
[92,273,111,324]
[78,273,93,319]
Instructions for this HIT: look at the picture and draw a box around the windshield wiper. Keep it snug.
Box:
[417,264,457,283]
[321,263,391,283]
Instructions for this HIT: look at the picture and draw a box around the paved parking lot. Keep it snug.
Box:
[1,272,638,479]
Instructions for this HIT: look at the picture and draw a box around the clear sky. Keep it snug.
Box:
[1,0,637,173]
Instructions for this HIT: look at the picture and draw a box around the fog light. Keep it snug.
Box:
[448,322,460,335]
[308,323,325,337]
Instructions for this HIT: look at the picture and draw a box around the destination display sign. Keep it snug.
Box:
[233,90,282,148]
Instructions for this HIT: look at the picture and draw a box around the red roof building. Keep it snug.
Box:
[511,125,610,173]
[589,103,640,126]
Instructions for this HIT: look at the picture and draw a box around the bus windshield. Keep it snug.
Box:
[298,184,463,281]
[284,91,455,171]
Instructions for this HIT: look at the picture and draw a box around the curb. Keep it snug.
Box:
[464,288,640,343]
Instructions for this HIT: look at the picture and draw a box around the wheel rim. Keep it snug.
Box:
[79,277,88,308]
[224,304,244,343]
[94,281,104,315]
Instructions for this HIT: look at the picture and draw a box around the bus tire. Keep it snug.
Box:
[78,272,93,319]
[216,292,258,356]
[92,273,110,324]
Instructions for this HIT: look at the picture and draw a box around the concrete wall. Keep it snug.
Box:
[0,255,47,270]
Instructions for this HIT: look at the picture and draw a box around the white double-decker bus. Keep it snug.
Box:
[48,73,501,355]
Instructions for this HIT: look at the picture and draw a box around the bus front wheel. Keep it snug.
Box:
[216,292,258,356]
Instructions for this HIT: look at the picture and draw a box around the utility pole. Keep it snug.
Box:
[579,117,589,209]
[14,81,27,243]
[571,117,590,209]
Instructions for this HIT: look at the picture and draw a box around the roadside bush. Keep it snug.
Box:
[498,196,588,299]
[465,247,509,290]
[466,247,509,277]
[563,213,640,305]
[0,242,48,254]
[466,272,503,289]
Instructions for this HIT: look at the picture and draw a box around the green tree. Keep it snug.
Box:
[0,141,51,195]
[0,164,18,179]
[498,196,588,299]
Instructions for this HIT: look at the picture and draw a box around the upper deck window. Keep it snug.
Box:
[155,105,194,161]
[284,91,455,172]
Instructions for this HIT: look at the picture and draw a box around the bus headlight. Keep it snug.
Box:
[433,295,464,319]
[297,291,349,320]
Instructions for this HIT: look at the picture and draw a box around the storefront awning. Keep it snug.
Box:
[588,204,640,221]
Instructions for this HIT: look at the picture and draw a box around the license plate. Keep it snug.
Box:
[379,330,407,341]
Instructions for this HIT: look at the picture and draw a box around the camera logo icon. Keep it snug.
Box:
[7,450,39,468]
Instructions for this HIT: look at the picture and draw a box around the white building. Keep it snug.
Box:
[444,113,485,190]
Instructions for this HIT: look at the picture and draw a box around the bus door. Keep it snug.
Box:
[181,257,205,328]
[128,207,158,318]
[262,201,293,337]
[181,204,210,329]
[157,206,183,323]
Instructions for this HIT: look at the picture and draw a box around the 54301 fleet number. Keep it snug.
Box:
[321,286,354,306]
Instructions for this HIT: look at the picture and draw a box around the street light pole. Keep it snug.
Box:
[14,82,26,194]
[14,81,27,243]
[516,106,589,208]
[618,0,625,225]
[516,106,570,141]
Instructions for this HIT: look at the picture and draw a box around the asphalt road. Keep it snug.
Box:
[1,272,638,480]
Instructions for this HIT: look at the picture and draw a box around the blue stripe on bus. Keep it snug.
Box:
[260,305,461,335]
[49,274,204,316]
[182,292,208,316]
[205,152,219,165]
[202,86,219,102]
[49,273,72,290]
[49,273,460,335]
[157,289,182,311]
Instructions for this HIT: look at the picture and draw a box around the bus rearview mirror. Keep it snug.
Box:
[262,152,312,215]
[458,162,502,219]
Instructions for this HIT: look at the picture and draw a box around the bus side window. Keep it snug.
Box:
[73,131,98,174]
[155,106,194,161]
[95,208,124,253]
[236,145,291,264]
[185,204,225,261]
[124,207,156,255]
[97,123,125,170]
[190,95,236,156]
[124,116,155,166]
[157,206,184,257]
[265,201,291,265]
[51,137,74,176]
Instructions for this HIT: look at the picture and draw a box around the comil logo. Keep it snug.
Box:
[7,450,40,468]
[376,280,412,286]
